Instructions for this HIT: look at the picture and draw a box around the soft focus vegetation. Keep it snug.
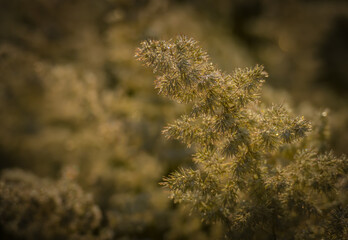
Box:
[0,0,347,239]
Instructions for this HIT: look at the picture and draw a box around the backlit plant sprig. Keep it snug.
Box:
[136,36,347,239]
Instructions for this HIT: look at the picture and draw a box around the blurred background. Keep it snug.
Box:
[0,0,347,239]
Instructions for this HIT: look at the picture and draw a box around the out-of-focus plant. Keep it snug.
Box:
[0,44,172,239]
[0,169,105,240]
[1,0,346,239]
[0,1,231,237]
[136,36,348,239]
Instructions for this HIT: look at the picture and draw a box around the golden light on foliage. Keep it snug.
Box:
[0,1,347,239]
[136,36,348,239]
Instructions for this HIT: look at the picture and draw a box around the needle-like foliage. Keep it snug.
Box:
[136,36,348,239]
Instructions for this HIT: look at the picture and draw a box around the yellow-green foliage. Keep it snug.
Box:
[136,36,348,239]
[1,0,347,239]
[0,2,233,239]
[0,169,105,240]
